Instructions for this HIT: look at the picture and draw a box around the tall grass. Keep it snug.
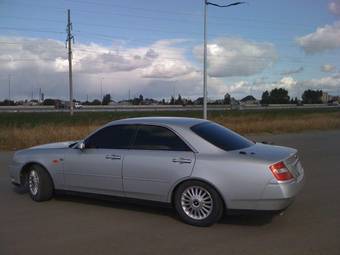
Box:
[1,109,340,150]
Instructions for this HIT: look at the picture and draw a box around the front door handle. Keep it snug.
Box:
[105,154,121,160]
[172,158,192,164]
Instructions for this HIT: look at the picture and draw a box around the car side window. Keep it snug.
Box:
[132,125,191,151]
[85,125,137,149]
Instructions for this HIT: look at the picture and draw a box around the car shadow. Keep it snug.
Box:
[219,213,275,226]
[52,192,274,227]
[53,192,176,218]
[12,184,28,194]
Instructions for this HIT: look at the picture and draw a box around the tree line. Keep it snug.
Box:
[261,88,326,105]
[0,88,335,106]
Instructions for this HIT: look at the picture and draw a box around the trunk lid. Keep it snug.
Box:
[237,142,297,163]
[235,142,303,179]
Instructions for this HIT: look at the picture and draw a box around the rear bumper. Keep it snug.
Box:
[257,173,304,211]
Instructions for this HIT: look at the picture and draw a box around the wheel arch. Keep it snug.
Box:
[169,177,228,211]
[20,162,55,189]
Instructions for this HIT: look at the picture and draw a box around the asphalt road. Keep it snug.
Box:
[1,131,340,255]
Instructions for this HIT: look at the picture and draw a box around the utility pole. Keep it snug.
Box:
[203,0,208,119]
[8,74,11,101]
[203,1,246,119]
[100,78,103,103]
[66,9,74,116]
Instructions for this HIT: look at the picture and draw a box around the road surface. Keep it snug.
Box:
[1,131,339,255]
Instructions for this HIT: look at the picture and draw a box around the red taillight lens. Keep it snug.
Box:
[269,161,294,181]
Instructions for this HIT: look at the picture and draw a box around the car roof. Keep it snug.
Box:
[108,117,208,129]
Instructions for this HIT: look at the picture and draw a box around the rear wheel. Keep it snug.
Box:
[27,164,54,201]
[174,180,224,227]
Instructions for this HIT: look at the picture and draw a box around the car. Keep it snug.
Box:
[296,101,304,106]
[74,102,83,109]
[9,117,304,226]
[327,100,339,106]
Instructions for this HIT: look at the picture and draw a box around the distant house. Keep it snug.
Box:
[118,100,132,105]
[193,97,203,105]
[108,100,118,105]
[321,92,331,103]
[240,95,258,105]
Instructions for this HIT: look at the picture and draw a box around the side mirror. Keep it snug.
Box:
[78,142,85,151]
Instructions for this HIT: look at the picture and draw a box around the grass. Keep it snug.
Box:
[1,108,340,150]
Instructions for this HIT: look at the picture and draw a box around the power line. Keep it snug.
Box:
[0,58,64,61]
[0,49,331,67]
[3,0,319,31]
[0,24,317,48]
[1,11,315,34]
[0,15,64,24]
[60,0,319,30]
[74,30,303,48]
[0,26,65,34]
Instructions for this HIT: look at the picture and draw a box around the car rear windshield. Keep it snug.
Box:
[191,122,254,151]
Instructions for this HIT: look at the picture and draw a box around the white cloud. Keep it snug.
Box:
[321,64,336,72]
[298,75,340,92]
[225,75,340,99]
[140,42,195,79]
[0,36,230,100]
[193,37,277,77]
[329,1,340,16]
[296,21,340,54]
[2,36,337,102]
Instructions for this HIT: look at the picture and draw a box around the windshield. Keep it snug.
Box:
[191,122,254,151]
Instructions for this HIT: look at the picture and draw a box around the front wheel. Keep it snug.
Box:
[174,180,224,227]
[27,165,54,201]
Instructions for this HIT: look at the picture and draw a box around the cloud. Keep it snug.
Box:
[321,64,336,72]
[193,37,277,77]
[0,36,230,100]
[225,75,340,99]
[298,75,340,92]
[223,76,297,98]
[329,1,340,16]
[140,43,195,79]
[281,66,304,75]
[296,21,340,54]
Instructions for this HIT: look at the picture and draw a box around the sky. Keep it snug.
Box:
[0,0,340,101]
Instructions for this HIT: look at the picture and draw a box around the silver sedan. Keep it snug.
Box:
[9,117,304,226]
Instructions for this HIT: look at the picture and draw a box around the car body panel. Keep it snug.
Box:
[10,148,66,189]
[123,150,196,201]
[62,148,127,196]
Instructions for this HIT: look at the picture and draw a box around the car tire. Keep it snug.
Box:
[174,180,224,227]
[27,164,54,202]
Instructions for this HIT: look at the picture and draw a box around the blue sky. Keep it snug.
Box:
[0,0,339,101]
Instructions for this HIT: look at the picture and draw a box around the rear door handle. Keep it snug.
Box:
[172,158,192,164]
[105,154,121,160]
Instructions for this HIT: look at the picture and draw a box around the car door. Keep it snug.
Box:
[63,125,137,196]
[123,125,196,202]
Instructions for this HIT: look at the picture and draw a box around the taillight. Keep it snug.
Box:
[269,161,294,181]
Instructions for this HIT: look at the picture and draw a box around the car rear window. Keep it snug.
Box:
[191,122,254,151]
